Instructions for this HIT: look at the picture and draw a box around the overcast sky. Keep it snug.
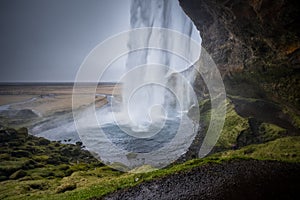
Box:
[0,0,130,82]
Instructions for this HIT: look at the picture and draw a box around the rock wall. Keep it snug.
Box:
[180,0,300,107]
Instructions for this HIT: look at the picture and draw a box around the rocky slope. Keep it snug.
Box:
[178,0,300,159]
[101,159,300,200]
[180,0,300,107]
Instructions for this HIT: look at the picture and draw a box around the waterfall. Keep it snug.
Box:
[121,0,200,131]
[72,0,203,170]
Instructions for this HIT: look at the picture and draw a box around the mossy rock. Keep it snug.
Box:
[32,170,55,178]
[21,159,38,170]
[9,169,27,180]
[0,129,18,142]
[32,155,50,162]
[0,153,10,160]
[58,164,70,170]
[37,137,51,145]
[56,183,76,193]
[11,150,31,158]
[16,127,29,138]
[237,119,287,147]
[258,123,287,141]
[28,181,49,190]
[53,170,66,178]
[215,100,249,150]
[8,140,24,146]
[218,136,300,162]
[46,156,62,165]
[0,126,99,188]
[0,160,28,175]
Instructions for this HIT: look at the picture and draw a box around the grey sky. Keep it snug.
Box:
[0,0,130,82]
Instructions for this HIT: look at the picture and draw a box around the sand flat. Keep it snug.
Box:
[0,95,36,105]
[0,83,118,117]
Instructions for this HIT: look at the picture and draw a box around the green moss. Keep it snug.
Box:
[216,100,249,149]
[226,67,300,108]
[2,135,300,200]
[258,123,286,142]
[0,159,30,175]
[0,153,11,160]
[237,120,288,148]
[0,155,229,200]
[28,167,56,179]
[216,136,300,162]
[1,119,299,200]
[27,180,50,190]
[9,169,27,180]
[55,183,76,193]
[32,155,50,162]
[27,157,228,200]
[283,106,300,129]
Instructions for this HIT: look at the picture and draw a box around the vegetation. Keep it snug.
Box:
[215,136,300,162]
[225,66,300,109]
[0,124,299,200]
[283,106,300,129]
[216,100,249,149]
[1,81,299,199]
[199,97,292,151]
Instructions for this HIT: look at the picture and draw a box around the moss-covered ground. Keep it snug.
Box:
[0,122,299,200]
[1,82,300,200]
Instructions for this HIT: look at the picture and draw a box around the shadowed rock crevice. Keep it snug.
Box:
[179,0,300,108]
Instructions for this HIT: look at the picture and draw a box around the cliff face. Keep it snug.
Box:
[180,0,300,107]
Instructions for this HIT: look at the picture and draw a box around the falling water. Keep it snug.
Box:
[122,0,200,130]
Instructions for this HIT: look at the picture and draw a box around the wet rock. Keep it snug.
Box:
[101,160,300,200]
[75,141,83,147]
[179,0,300,107]
[37,137,50,145]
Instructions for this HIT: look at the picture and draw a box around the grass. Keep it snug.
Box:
[216,100,249,149]
[13,157,226,200]
[1,134,300,200]
[215,136,300,162]
[210,97,292,151]
[258,122,286,141]
[1,97,299,200]
[225,67,300,108]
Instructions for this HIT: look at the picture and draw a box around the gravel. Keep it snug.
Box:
[97,159,300,200]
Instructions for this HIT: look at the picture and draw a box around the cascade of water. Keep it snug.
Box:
[71,0,203,169]
[121,0,200,131]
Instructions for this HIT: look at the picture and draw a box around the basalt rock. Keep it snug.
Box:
[180,0,300,107]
